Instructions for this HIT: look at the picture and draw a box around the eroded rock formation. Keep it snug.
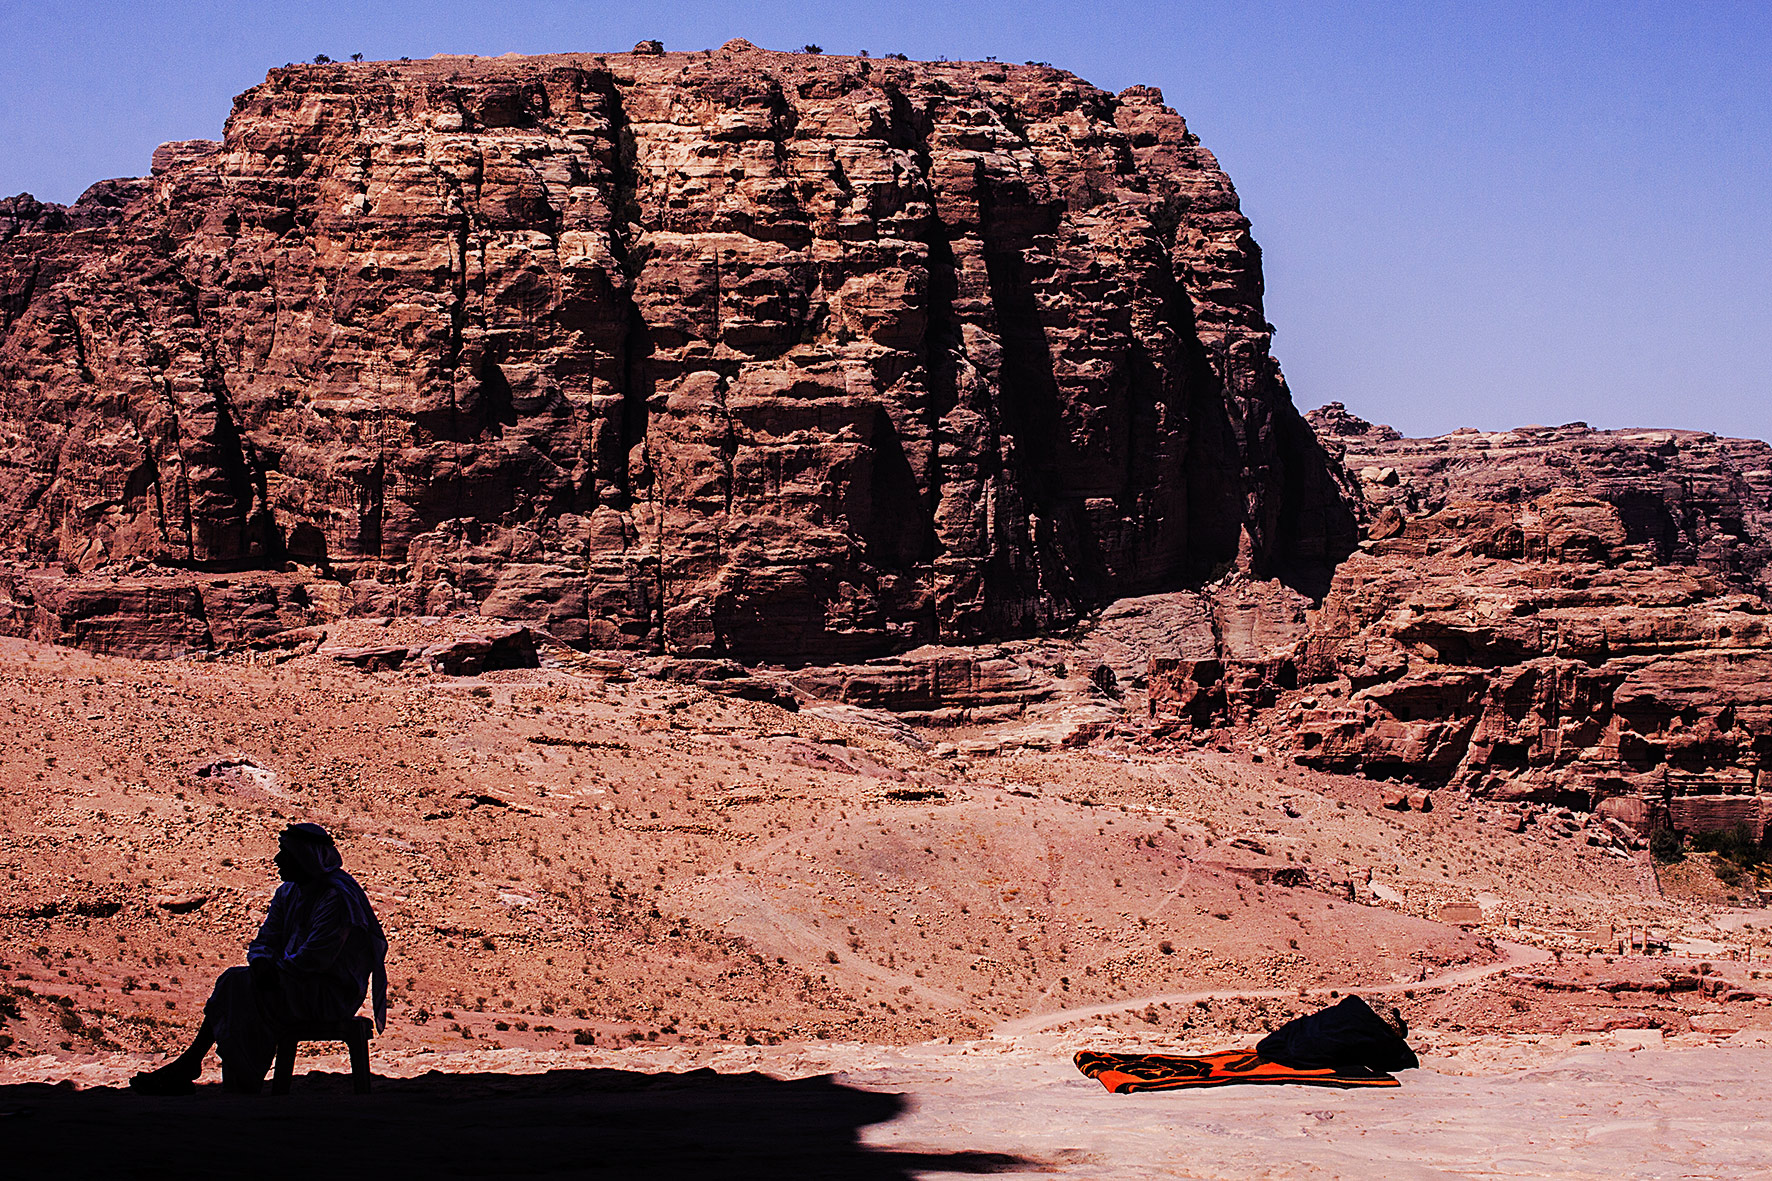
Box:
[0,43,1353,661]
[1150,411,1772,838]
[1314,404,1772,598]
[16,44,1761,837]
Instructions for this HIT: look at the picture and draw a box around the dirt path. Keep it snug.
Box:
[993,939,1552,1036]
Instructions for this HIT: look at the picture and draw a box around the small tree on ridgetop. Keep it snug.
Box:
[801,44,822,54]
[313,53,332,64]
[350,53,364,62]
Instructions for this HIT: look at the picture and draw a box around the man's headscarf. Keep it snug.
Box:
[281,823,389,1032]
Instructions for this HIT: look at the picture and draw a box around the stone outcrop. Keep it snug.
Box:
[777,579,1312,730]
[0,566,321,658]
[1311,404,1772,598]
[0,44,1354,662]
[786,645,1059,725]
[639,655,800,710]
[319,623,540,674]
[1288,495,1772,802]
[1149,411,1772,839]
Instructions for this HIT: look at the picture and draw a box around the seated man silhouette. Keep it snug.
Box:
[132,823,388,1095]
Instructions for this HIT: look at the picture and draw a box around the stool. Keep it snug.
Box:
[270,1016,374,1094]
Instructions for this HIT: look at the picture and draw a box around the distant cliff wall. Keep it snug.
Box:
[0,43,1353,661]
[1148,410,1772,839]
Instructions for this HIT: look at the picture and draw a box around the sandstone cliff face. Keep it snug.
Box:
[0,44,1352,661]
[1313,404,1772,598]
[1145,411,1772,839]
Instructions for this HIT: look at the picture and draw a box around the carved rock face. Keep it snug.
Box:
[1143,413,1772,834]
[0,48,1353,661]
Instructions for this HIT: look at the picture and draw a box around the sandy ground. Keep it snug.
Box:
[4,630,1772,1175]
[4,1034,1771,1178]
[859,1037,1772,1179]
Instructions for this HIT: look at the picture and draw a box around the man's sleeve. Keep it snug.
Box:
[248,884,293,962]
[282,888,351,973]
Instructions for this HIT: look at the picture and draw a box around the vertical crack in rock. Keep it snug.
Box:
[601,72,663,648]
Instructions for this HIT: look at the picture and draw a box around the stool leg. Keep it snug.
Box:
[271,1037,297,1095]
[349,1030,372,1095]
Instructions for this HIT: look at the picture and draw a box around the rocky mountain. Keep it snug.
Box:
[1143,409,1772,840]
[0,42,1353,661]
[5,42,1766,840]
[1312,403,1772,598]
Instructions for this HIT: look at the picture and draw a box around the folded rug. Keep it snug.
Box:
[1074,1048,1401,1093]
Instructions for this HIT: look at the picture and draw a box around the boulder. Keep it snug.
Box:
[321,644,411,672]
[419,625,541,675]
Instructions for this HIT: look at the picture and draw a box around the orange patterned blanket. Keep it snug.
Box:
[1074,1048,1402,1092]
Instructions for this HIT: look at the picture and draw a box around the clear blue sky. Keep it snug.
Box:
[3,1,1768,441]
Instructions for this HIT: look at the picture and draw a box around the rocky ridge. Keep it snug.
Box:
[0,43,1352,662]
[1140,410,1772,841]
[753,411,1772,844]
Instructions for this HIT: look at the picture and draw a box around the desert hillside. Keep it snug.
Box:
[2,621,1766,1063]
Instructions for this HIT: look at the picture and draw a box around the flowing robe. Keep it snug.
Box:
[205,879,379,1089]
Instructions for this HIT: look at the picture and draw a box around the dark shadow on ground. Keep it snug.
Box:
[1,1066,1037,1180]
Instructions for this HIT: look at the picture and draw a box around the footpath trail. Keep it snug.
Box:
[994,940,1552,1037]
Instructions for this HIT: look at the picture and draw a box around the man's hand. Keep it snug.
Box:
[249,956,279,990]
